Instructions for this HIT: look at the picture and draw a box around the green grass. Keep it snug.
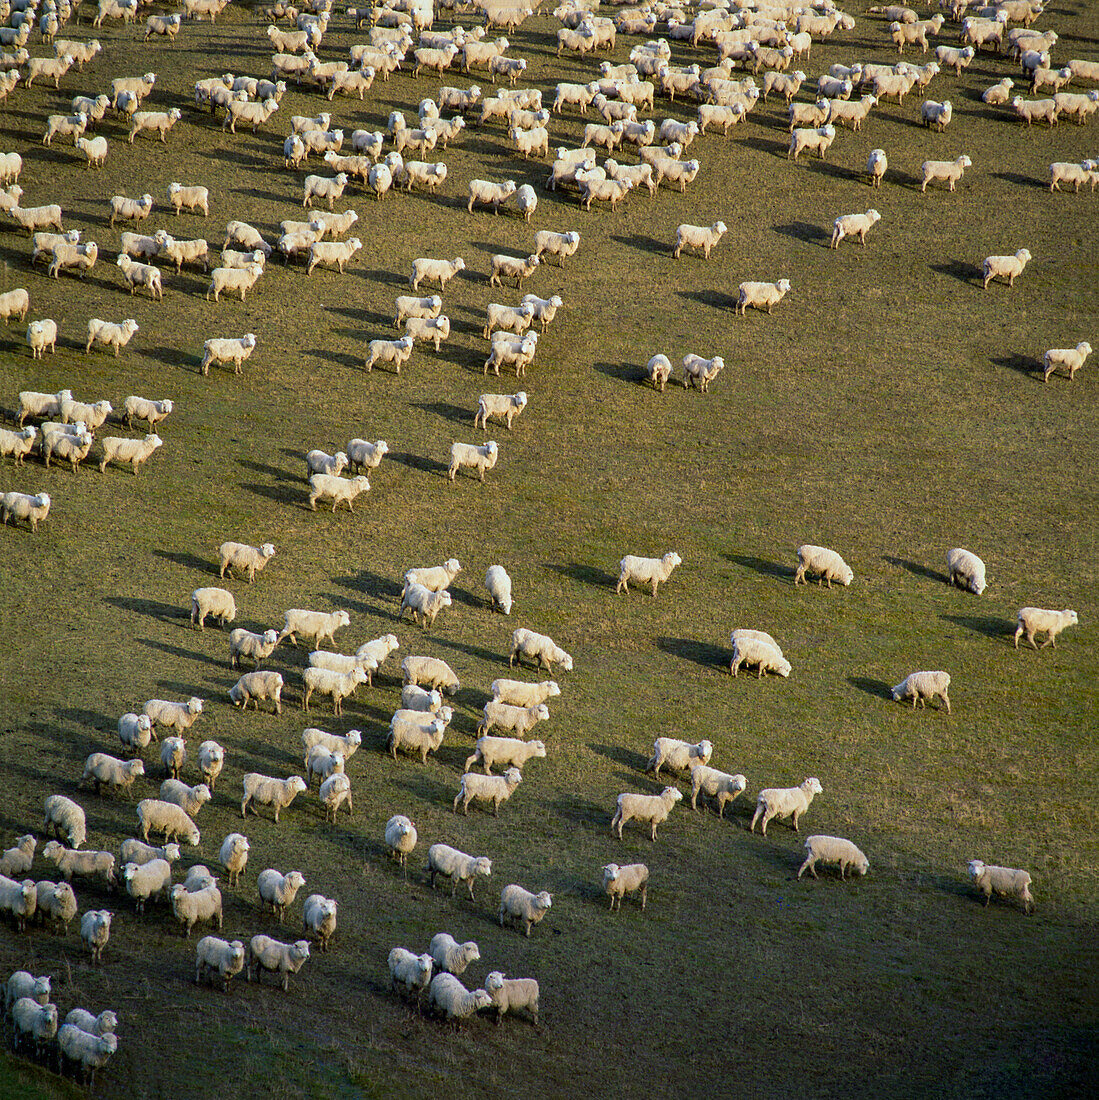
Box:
[0,2,1097,1098]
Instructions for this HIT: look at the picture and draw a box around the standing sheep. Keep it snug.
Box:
[982,248,1032,289]
[80,909,112,962]
[646,738,712,779]
[690,766,748,817]
[611,786,682,840]
[919,155,972,192]
[144,696,203,735]
[484,564,514,613]
[426,844,493,898]
[795,545,854,587]
[195,935,247,990]
[1013,608,1079,650]
[384,815,417,870]
[672,221,727,260]
[389,948,434,999]
[43,794,86,848]
[602,863,648,911]
[257,868,306,922]
[830,210,881,248]
[191,587,237,630]
[616,551,682,596]
[750,777,823,835]
[218,833,250,886]
[485,971,540,1026]
[509,628,573,672]
[160,736,187,779]
[454,767,523,816]
[240,774,308,822]
[430,932,480,975]
[968,860,1034,913]
[499,884,553,937]
[798,835,870,879]
[1043,342,1093,383]
[302,894,337,950]
[137,798,200,845]
[247,936,311,991]
[228,671,284,714]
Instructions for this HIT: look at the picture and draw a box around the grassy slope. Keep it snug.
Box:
[0,2,1097,1098]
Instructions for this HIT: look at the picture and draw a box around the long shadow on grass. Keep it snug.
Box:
[241,481,304,506]
[883,555,948,584]
[542,561,617,588]
[930,260,978,286]
[737,838,798,875]
[145,345,193,371]
[389,450,449,476]
[429,636,503,665]
[549,795,606,828]
[656,636,727,671]
[726,553,793,582]
[333,569,403,601]
[774,221,829,245]
[592,360,640,383]
[135,637,227,671]
[235,735,298,772]
[308,347,361,370]
[239,458,296,482]
[741,134,790,158]
[412,400,470,427]
[678,288,738,311]
[152,548,219,575]
[589,742,647,772]
[941,614,1011,642]
[105,595,190,625]
[54,705,115,733]
[994,171,1045,190]
[991,353,1040,380]
[847,676,893,701]
[610,233,667,257]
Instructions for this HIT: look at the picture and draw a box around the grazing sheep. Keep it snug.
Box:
[947,548,987,594]
[430,933,480,976]
[680,354,724,393]
[509,628,572,672]
[477,700,549,739]
[0,287,29,325]
[490,679,559,708]
[603,863,648,911]
[137,799,200,845]
[428,973,493,1022]
[647,738,712,779]
[43,794,86,848]
[191,587,237,630]
[481,564,514,615]
[81,754,145,797]
[121,857,172,912]
[737,280,791,316]
[789,124,836,162]
[80,909,112,962]
[1014,608,1079,649]
[195,935,247,990]
[611,786,682,840]
[891,671,952,713]
[218,833,250,886]
[240,774,307,822]
[401,656,459,697]
[454,767,523,816]
[983,248,1032,289]
[831,210,881,248]
[229,671,285,714]
[257,868,306,922]
[750,777,823,835]
[920,154,972,192]
[318,773,352,822]
[798,835,870,880]
[983,78,1016,106]
[1043,341,1093,382]
[616,552,682,596]
[795,545,854,587]
[499,883,552,937]
[968,860,1034,913]
[247,935,311,991]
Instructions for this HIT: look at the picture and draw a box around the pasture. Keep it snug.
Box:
[0,1,1097,1097]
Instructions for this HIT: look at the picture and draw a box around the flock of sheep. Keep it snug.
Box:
[0,0,1092,1090]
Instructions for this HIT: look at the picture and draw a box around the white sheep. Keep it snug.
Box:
[1014,607,1079,649]
[34,881,78,933]
[611,786,682,840]
[240,774,308,822]
[81,753,145,797]
[428,972,493,1022]
[117,712,153,755]
[448,440,499,482]
[0,427,36,467]
[6,972,51,1014]
[384,815,417,870]
[136,798,200,845]
[172,881,222,936]
[920,155,972,192]
[346,439,389,473]
[483,302,534,340]
[968,860,1034,913]
[750,777,823,835]
[499,883,552,937]
[12,997,59,1056]
[788,124,836,161]
[0,491,49,531]
[490,254,540,290]
[1043,341,1092,382]
[0,287,29,326]
[484,972,539,1026]
[248,936,311,991]
[129,108,182,144]
[365,335,415,374]
[484,332,538,377]
[157,740,186,779]
[646,738,712,779]
[43,794,86,848]
[223,221,271,257]
[80,909,112,962]
[319,774,352,822]
[1053,92,1099,124]
[302,727,363,765]
[121,857,172,912]
[257,868,306,922]
[947,548,987,594]
[464,737,546,776]
[56,1025,117,1088]
[867,149,888,188]
[672,221,727,261]
[305,745,344,787]
[307,237,362,275]
[478,564,514,616]
[430,933,480,976]
[1012,96,1058,127]
[690,765,747,817]
[602,863,649,911]
[490,679,560,709]
[389,948,434,998]
[218,833,249,886]
[305,449,348,478]
[454,767,523,816]
[731,634,791,679]
[26,320,59,359]
[400,584,453,629]
[616,552,682,596]
[737,280,791,316]
[983,248,1032,288]
[394,294,442,328]
[303,666,368,715]
[205,263,263,302]
[1049,162,1099,194]
[831,210,881,248]
[201,334,257,376]
[402,655,459,695]
[477,700,549,739]
[891,671,952,713]
[409,256,464,291]
[798,835,870,880]
[401,686,443,713]
[388,713,447,763]
[119,838,180,867]
[17,388,71,426]
[0,835,36,876]
[795,545,854,587]
[195,935,247,990]
[302,894,337,950]
[278,607,351,649]
[404,314,451,352]
[122,396,173,431]
[98,432,164,475]
[509,627,573,672]
[63,1007,118,1038]
[225,630,277,674]
[468,177,516,214]
[217,541,275,584]
[229,670,285,715]
[191,586,237,630]
[426,845,492,901]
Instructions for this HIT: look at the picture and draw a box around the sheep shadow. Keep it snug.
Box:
[240,481,302,506]
[542,561,616,590]
[105,595,189,624]
[589,743,648,772]
[152,548,218,575]
[307,347,361,370]
[993,171,1045,190]
[726,553,793,582]
[847,676,894,701]
[448,586,487,612]
[941,614,1011,642]
[610,233,668,257]
[591,360,640,383]
[388,450,449,476]
[412,400,470,427]
[991,354,1041,379]
[54,705,114,732]
[774,221,828,245]
[882,555,949,585]
[656,636,728,672]
[333,569,402,602]
[429,636,502,665]
[360,267,405,288]
[677,288,738,311]
[930,260,978,286]
[238,458,296,482]
[135,637,227,670]
[741,135,790,159]
[144,345,193,371]
[549,795,609,829]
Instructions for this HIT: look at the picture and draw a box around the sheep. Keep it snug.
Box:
[400,584,453,630]
[121,396,173,433]
[121,857,172,912]
[401,686,443,713]
[307,474,371,514]
[191,587,237,630]
[228,671,285,715]
[24,319,59,362]
[731,635,792,679]
[483,303,534,342]
[602,862,649,912]
[213,542,274,587]
[983,248,1032,289]
[1031,66,1073,96]
[80,319,137,360]
[404,314,452,352]
[616,551,683,596]
[347,439,389,473]
[891,671,952,713]
[798,835,870,880]
[454,767,523,816]
[80,909,112,962]
[81,753,145,797]
[32,880,77,933]
[499,883,552,937]
[429,933,480,977]
[934,44,975,75]
[384,815,417,870]
[159,736,187,780]
[240,774,308,822]
[305,745,344,787]
[0,835,36,876]
[117,713,153,755]
[1012,96,1059,127]
[788,124,837,163]
[247,935,311,991]
[387,713,447,763]
[206,263,263,302]
[946,548,987,594]
[0,287,28,325]
[171,882,222,936]
[968,860,1034,913]
[306,449,349,479]
[485,332,538,377]
[47,240,98,281]
[481,972,538,1027]
[519,294,563,336]
[509,627,573,673]
[38,425,92,474]
[6,972,50,1013]
[646,738,712,780]
[448,440,499,483]
[365,334,416,376]
[1053,93,1099,125]
[223,221,271,257]
[394,295,443,331]
[307,651,375,683]
[736,279,792,319]
[316,773,351,822]
[750,777,823,836]
[278,608,351,652]
[12,998,58,1056]
[145,11,182,37]
[56,1025,117,1088]
[477,700,550,740]
[307,237,363,275]
[611,786,682,841]
[303,664,368,716]
[0,490,51,532]
[795,545,854,588]
[1068,58,1099,82]
[0,874,37,932]
[829,209,882,249]
[257,868,306,922]
[983,77,1016,106]
[427,972,493,1022]
[224,97,280,135]
[920,154,972,192]
[464,735,546,778]
[119,838,180,868]
[402,655,459,695]
[144,696,203,737]
[468,178,517,215]
[328,66,376,101]
[108,193,153,229]
[389,948,434,998]
[1042,340,1093,382]
[864,149,889,190]
[42,112,88,147]
[195,935,246,991]
[115,255,163,301]
[227,631,278,675]
[43,794,85,849]
[1014,607,1079,649]
[679,354,724,394]
[816,75,854,102]
[302,894,337,951]
[398,159,449,192]
[211,833,251,889]
[0,427,37,467]
[134,798,201,846]
[73,133,109,169]
[56,38,104,70]
[424,844,490,900]
[129,108,182,144]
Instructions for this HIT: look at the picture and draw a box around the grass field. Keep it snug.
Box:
[0,2,1097,1097]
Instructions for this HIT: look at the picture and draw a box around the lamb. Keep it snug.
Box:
[509,627,573,672]
[454,767,523,816]
[830,210,882,248]
[983,249,1032,288]
[43,794,85,848]
[795,545,854,587]
[257,868,306,922]
[80,909,112,962]
[646,738,712,779]
[240,773,308,822]
[206,263,263,302]
[1043,341,1093,382]
[144,696,203,736]
[191,587,236,631]
[681,353,725,393]
[171,882,222,936]
[891,671,952,712]
[346,439,389,473]
[279,608,351,649]
[920,155,972,192]
[1012,96,1058,127]
[730,635,791,679]
[797,835,870,881]
[477,701,550,739]
[121,857,172,912]
[0,835,36,876]
[736,279,791,316]
[0,427,36,466]
[750,777,823,835]
[195,935,246,990]
[247,935,311,991]
[499,883,552,936]
[947,548,987,594]
[223,221,271,257]
[1014,607,1079,649]
[81,753,145,797]
[468,178,516,215]
[0,287,28,325]
[24,320,59,359]
[11,997,58,1056]
[426,844,492,899]
[448,440,499,482]
[616,551,682,596]
[968,860,1034,913]
[430,933,480,976]
[410,256,465,291]
[217,833,249,886]
[602,863,649,911]
[119,838,180,868]
[789,124,837,162]
[389,948,434,998]
[122,396,173,432]
[305,745,344,786]
[6,971,50,1013]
